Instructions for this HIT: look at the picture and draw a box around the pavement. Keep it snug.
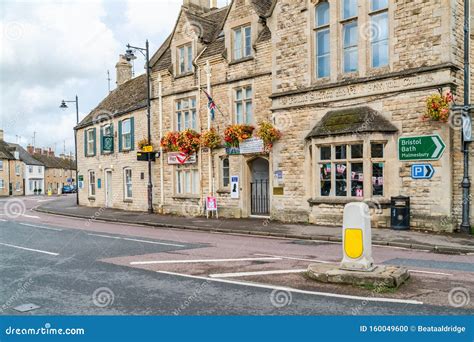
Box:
[34,195,474,255]
[1,196,473,315]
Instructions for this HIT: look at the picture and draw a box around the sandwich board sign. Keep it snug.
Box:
[398,134,446,161]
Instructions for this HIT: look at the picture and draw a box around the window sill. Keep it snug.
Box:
[123,199,133,203]
[229,56,254,66]
[120,149,132,153]
[174,71,194,79]
[88,197,96,201]
[172,195,200,200]
[217,188,231,194]
[308,197,390,207]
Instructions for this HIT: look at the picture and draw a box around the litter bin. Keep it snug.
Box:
[391,196,410,230]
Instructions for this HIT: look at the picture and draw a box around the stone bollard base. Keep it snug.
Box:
[306,263,410,289]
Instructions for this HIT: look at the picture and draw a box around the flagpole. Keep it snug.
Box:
[205,60,214,198]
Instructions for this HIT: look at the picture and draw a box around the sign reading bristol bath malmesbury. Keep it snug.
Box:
[398,134,446,161]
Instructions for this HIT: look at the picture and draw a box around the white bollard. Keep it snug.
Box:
[340,202,375,272]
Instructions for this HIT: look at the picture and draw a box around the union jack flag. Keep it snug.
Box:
[203,89,217,121]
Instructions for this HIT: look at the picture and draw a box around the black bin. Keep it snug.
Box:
[391,196,410,230]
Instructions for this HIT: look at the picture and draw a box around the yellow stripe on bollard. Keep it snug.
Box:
[344,228,364,259]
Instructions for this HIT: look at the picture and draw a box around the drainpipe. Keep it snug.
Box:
[158,74,164,212]
[460,0,472,234]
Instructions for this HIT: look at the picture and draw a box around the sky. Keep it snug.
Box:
[0,0,229,156]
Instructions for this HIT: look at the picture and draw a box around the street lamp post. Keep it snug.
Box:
[124,40,153,214]
[60,95,79,206]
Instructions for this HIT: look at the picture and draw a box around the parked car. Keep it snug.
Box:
[62,185,76,194]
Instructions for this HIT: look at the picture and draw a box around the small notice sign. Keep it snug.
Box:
[240,138,265,155]
[206,196,218,219]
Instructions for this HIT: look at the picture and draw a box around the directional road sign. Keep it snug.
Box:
[398,134,446,161]
[411,164,435,180]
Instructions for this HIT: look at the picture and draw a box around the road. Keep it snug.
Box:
[0,196,473,315]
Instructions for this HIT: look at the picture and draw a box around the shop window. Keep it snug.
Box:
[235,86,253,124]
[89,171,96,197]
[176,167,199,195]
[176,98,197,131]
[317,142,385,198]
[124,168,133,199]
[222,158,230,188]
[314,2,330,78]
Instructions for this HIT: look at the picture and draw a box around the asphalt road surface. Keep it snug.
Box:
[0,196,473,315]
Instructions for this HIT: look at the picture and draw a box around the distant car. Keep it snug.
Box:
[62,185,76,194]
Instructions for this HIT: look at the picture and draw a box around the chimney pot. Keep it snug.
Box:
[27,145,34,154]
[0,129,4,141]
[116,55,133,86]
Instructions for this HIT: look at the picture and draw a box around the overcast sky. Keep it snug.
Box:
[0,0,229,155]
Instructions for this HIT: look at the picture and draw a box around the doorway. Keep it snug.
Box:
[249,158,270,216]
[105,170,113,208]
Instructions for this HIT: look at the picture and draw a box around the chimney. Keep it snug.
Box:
[0,129,3,141]
[183,0,210,12]
[116,55,132,86]
[27,145,34,154]
[210,0,217,9]
[34,148,42,155]
[48,148,55,157]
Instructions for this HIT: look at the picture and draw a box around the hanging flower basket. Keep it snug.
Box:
[160,132,180,153]
[177,129,201,155]
[201,128,222,149]
[224,124,255,147]
[423,91,454,123]
[137,138,153,151]
[256,121,282,151]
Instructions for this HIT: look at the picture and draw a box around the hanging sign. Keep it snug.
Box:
[167,153,197,165]
[231,176,239,199]
[239,138,265,155]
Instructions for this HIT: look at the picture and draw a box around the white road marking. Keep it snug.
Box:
[0,242,59,256]
[19,223,63,232]
[87,233,186,247]
[157,271,424,305]
[0,219,6,222]
[409,270,453,276]
[131,257,281,266]
[22,214,40,219]
[37,199,54,203]
[254,253,332,264]
[209,269,307,278]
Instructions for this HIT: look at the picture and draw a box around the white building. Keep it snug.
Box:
[8,143,45,196]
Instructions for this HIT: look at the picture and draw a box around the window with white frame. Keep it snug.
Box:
[16,182,20,192]
[318,142,385,198]
[234,86,253,124]
[29,166,33,173]
[222,158,230,188]
[87,129,95,156]
[0,179,4,189]
[233,25,252,60]
[341,0,358,73]
[124,168,133,199]
[314,1,330,78]
[38,167,42,174]
[176,166,199,195]
[0,160,3,171]
[88,171,96,197]
[121,119,132,150]
[176,98,197,131]
[177,43,193,75]
[15,164,20,175]
[370,0,389,68]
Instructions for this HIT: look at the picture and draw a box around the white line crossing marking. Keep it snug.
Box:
[131,257,281,266]
[409,270,453,276]
[19,223,63,232]
[254,253,332,264]
[157,271,424,305]
[209,269,307,278]
[22,214,40,219]
[87,233,186,248]
[0,242,59,256]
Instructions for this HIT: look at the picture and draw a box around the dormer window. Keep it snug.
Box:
[178,43,193,75]
[233,25,252,60]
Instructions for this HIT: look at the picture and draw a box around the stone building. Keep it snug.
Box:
[76,0,473,232]
[8,143,45,196]
[0,130,24,197]
[29,148,76,195]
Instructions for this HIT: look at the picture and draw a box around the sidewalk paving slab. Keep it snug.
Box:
[33,196,474,255]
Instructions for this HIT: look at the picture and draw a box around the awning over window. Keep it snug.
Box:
[306,106,398,139]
